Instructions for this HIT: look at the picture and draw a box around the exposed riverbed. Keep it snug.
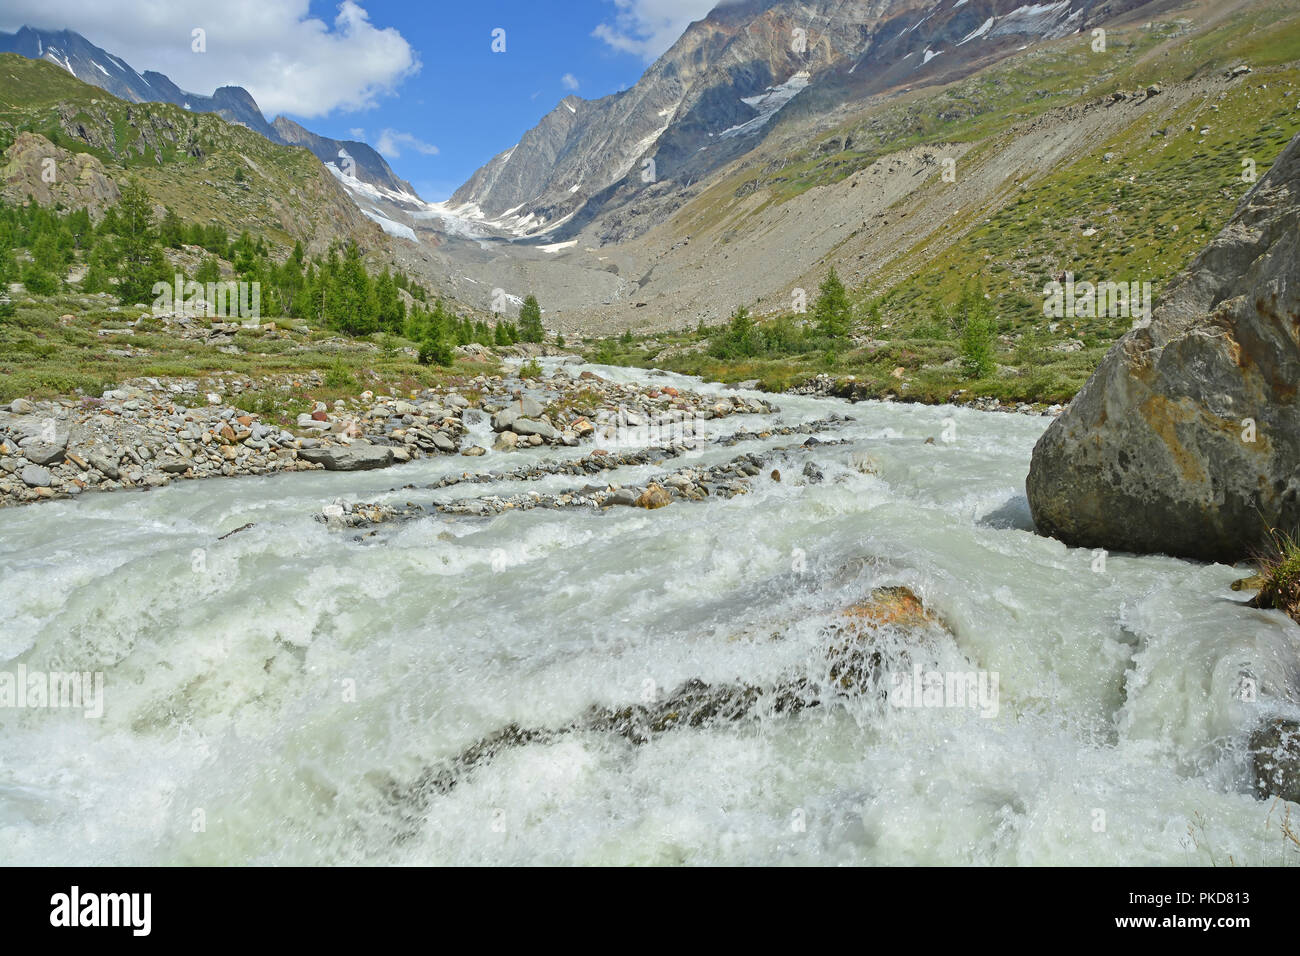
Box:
[2,361,1298,865]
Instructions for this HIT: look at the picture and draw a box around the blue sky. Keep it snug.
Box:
[302,0,676,201]
[0,0,722,201]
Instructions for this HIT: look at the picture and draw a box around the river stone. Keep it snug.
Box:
[492,407,520,432]
[20,437,66,465]
[88,453,119,479]
[512,418,558,440]
[634,483,672,509]
[1027,131,1300,561]
[8,398,34,414]
[606,488,637,506]
[298,445,394,471]
[20,464,52,487]
[431,432,456,452]
[1250,718,1300,804]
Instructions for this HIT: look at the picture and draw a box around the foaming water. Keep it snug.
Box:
[2,365,1298,865]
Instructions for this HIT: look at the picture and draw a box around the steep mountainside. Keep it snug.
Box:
[0,26,416,199]
[271,117,418,202]
[401,0,1298,337]
[446,0,1148,241]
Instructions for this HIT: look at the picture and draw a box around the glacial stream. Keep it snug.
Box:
[2,361,1298,865]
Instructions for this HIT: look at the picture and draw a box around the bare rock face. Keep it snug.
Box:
[1027,132,1300,562]
[1,132,120,218]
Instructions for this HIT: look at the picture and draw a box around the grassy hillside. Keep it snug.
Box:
[596,0,1300,403]
[0,292,495,415]
[0,54,383,259]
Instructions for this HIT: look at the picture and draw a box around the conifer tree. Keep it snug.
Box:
[518,294,544,342]
[812,267,852,339]
[111,179,168,303]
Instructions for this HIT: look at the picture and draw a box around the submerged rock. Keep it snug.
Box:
[381,585,949,811]
[1027,132,1300,561]
[1250,718,1300,804]
[840,586,941,631]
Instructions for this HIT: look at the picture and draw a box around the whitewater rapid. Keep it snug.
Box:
[2,363,1298,865]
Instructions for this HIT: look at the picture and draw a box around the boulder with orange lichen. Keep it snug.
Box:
[1027,131,1300,562]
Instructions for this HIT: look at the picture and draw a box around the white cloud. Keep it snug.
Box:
[374,128,439,158]
[347,127,366,139]
[592,0,718,61]
[561,72,580,91]
[0,0,418,118]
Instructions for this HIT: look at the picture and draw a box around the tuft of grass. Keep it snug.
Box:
[1251,531,1300,623]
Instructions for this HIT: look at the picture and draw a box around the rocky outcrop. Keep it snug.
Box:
[1,132,119,219]
[1026,132,1300,562]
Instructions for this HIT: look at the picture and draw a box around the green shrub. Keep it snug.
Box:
[417,333,454,367]
[1252,532,1300,623]
[323,360,356,388]
[709,305,763,359]
[954,284,997,379]
[22,266,59,296]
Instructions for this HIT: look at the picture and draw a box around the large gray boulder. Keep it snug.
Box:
[298,444,394,471]
[1027,132,1300,562]
[19,434,67,465]
[512,417,558,441]
[20,464,52,488]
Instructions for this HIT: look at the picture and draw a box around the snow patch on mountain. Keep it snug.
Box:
[906,12,936,33]
[359,208,418,241]
[44,49,74,75]
[959,17,995,44]
[415,196,578,242]
[538,240,578,253]
[720,72,811,139]
[990,2,1081,40]
[327,163,424,208]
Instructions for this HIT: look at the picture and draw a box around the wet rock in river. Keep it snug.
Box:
[1250,718,1300,804]
[298,444,394,471]
[634,483,672,509]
